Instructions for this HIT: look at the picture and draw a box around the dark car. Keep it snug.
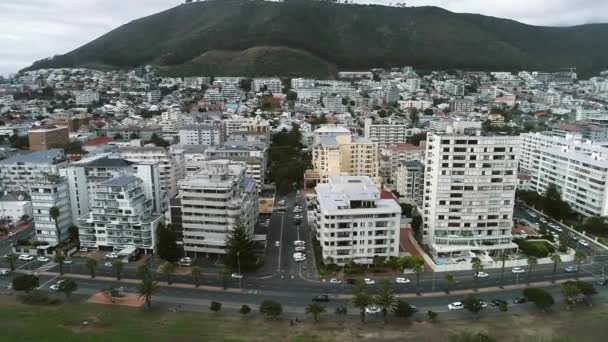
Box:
[312,295,330,302]
[513,297,527,304]
[491,299,507,307]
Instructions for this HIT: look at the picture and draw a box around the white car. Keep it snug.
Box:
[294,255,306,262]
[105,252,119,259]
[294,240,306,246]
[275,241,280,247]
[104,261,113,267]
[448,302,464,310]
[64,259,73,264]
[539,217,547,223]
[294,246,306,252]
[37,256,50,262]
[579,240,589,247]
[0,269,10,276]
[278,200,286,206]
[365,305,382,314]
[19,254,34,261]
[364,278,375,285]
[231,273,243,279]
[395,277,411,284]
[476,271,489,278]
[329,278,342,284]
[178,257,193,266]
[293,214,303,220]
[49,280,65,291]
[548,223,558,229]
[554,226,563,232]
[511,267,526,274]
[293,207,302,213]
[528,212,537,218]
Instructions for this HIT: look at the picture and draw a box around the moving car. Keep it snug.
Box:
[293,214,303,220]
[448,302,464,310]
[476,271,489,278]
[178,257,193,266]
[312,294,330,302]
[293,207,302,213]
[513,297,527,304]
[365,305,382,314]
[293,240,306,246]
[564,266,578,273]
[19,254,34,261]
[49,280,65,291]
[274,241,280,247]
[329,278,342,284]
[490,299,507,307]
[395,277,411,284]
[36,256,50,262]
[364,278,375,285]
[511,267,526,274]
[294,246,306,252]
[579,240,589,247]
[293,252,306,262]
[0,269,10,276]
[231,273,243,279]
[105,252,119,259]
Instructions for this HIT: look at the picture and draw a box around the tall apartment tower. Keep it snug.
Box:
[30,175,72,246]
[422,123,519,259]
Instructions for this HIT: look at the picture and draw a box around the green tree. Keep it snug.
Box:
[574,251,587,279]
[160,261,176,285]
[12,274,39,293]
[306,303,326,323]
[352,282,373,323]
[137,264,150,280]
[58,279,78,300]
[411,257,424,295]
[374,279,396,324]
[54,253,66,275]
[560,282,583,309]
[49,206,62,245]
[550,253,561,283]
[5,254,17,271]
[427,310,438,321]
[526,256,538,284]
[191,266,202,287]
[424,108,434,116]
[147,133,170,148]
[225,221,257,271]
[156,222,180,263]
[138,278,160,309]
[240,304,251,315]
[406,133,427,146]
[85,258,97,278]
[444,274,455,294]
[409,109,420,127]
[210,301,222,313]
[112,259,124,280]
[471,257,483,291]
[335,305,348,320]
[463,294,483,320]
[68,225,79,247]
[259,300,283,319]
[523,287,554,312]
[218,267,230,290]
[393,300,416,318]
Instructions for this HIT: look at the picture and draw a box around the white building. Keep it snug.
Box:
[322,94,347,113]
[0,191,32,221]
[423,125,519,258]
[364,118,420,145]
[313,176,401,266]
[78,175,163,252]
[252,78,282,93]
[179,124,224,146]
[0,149,68,192]
[74,90,100,106]
[174,160,258,255]
[31,175,72,246]
[394,161,425,206]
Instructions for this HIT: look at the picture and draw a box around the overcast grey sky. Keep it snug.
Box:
[1,0,607,76]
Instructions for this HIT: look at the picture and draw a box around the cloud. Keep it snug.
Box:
[1,0,607,75]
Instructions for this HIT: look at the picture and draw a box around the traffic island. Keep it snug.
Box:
[88,292,144,308]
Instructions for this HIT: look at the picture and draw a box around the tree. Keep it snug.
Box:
[137,264,150,280]
[225,221,257,271]
[409,109,420,127]
[306,303,326,323]
[526,256,538,285]
[561,282,583,309]
[210,301,222,313]
[218,267,230,290]
[49,206,61,245]
[191,266,202,288]
[550,253,561,283]
[471,257,483,291]
[6,254,17,271]
[112,259,124,280]
[412,257,424,295]
[114,133,124,140]
[156,222,180,263]
[58,279,78,300]
[240,304,251,315]
[406,133,427,146]
[138,278,160,309]
[68,225,79,247]
[393,300,416,318]
[410,215,423,239]
[574,251,587,279]
[147,133,170,148]
[463,294,483,320]
[427,310,438,321]
[129,132,139,140]
[85,258,98,278]
[259,300,283,319]
[352,282,373,323]
[12,274,39,293]
[54,253,66,275]
[444,274,455,294]
[160,261,176,285]
[523,288,554,312]
[375,280,396,324]
[424,108,434,116]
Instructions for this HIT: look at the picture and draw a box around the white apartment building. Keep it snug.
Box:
[364,118,420,145]
[313,176,401,266]
[174,160,258,255]
[406,78,421,92]
[322,94,347,113]
[399,99,432,111]
[0,149,68,192]
[394,161,425,206]
[252,78,282,93]
[423,125,519,259]
[291,78,316,89]
[224,115,270,135]
[78,175,163,252]
[179,124,224,146]
[0,192,32,221]
[31,175,72,246]
[74,90,100,106]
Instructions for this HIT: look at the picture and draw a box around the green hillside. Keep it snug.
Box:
[23,0,608,77]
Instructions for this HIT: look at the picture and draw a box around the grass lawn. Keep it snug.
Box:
[1,296,607,341]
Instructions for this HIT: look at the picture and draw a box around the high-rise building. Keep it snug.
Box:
[422,124,519,258]
[252,78,282,93]
[178,124,225,146]
[31,175,72,246]
[364,118,420,145]
[28,126,69,151]
[312,176,401,266]
[394,160,425,206]
[0,149,68,192]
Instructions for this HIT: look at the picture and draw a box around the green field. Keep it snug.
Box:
[0,296,607,341]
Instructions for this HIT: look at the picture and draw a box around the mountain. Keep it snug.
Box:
[23,0,608,78]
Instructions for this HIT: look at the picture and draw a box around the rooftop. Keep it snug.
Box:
[102,175,140,187]
[314,125,350,134]
[83,136,113,146]
[315,176,400,212]
[0,149,65,165]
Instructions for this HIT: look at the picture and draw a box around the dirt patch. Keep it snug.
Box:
[87,292,144,308]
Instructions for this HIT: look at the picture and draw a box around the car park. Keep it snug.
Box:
[476,271,489,278]
[513,297,527,304]
[448,302,464,310]
[364,278,375,285]
[395,277,411,284]
[36,256,50,262]
[365,305,382,314]
[491,299,507,307]
[329,278,342,284]
[312,294,330,302]
[49,280,65,291]
[511,267,526,274]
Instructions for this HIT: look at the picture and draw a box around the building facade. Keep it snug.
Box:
[364,118,420,145]
[31,175,72,246]
[28,126,70,151]
[0,149,68,192]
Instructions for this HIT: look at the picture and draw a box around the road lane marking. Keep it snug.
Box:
[38,274,58,290]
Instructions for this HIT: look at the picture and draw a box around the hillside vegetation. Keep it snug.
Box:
[24,0,608,77]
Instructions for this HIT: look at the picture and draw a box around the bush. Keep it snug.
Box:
[427,310,438,321]
[523,288,554,312]
[515,239,555,258]
[19,290,60,305]
[12,274,39,293]
[260,300,283,319]
[393,300,416,318]
[210,301,222,313]
[239,304,251,315]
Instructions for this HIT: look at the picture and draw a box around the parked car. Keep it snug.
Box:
[49,280,65,291]
[178,257,193,266]
[491,299,507,307]
[595,279,608,286]
[104,261,113,267]
[478,299,488,308]
[513,297,527,304]
[564,266,578,273]
[448,302,464,310]
[511,267,526,274]
[476,271,489,278]
[19,255,34,261]
[365,305,382,314]
[395,277,411,284]
[293,240,306,246]
[36,256,50,262]
[329,278,342,284]
[278,200,286,206]
[105,252,119,259]
[539,217,547,223]
[364,278,375,285]
[312,294,330,302]
[0,269,10,276]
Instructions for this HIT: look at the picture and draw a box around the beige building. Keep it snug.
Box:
[28,126,69,151]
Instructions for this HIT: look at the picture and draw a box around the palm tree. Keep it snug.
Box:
[444,274,455,294]
[412,259,424,295]
[191,266,202,287]
[6,254,17,271]
[138,278,160,309]
[374,280,396,324]
[54,253,65,275]
[574,251,587,279]
[499,251,508,288]
[112,259,124,280]
[305,303,326,323]
[218,267,230,290]
[471,258,483,291]
[49,206,61,245]
[161,262,176,285]
[550,253,561,283]
[85,258,97,278]
[526,256,538,285]
[352,290,372,323]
